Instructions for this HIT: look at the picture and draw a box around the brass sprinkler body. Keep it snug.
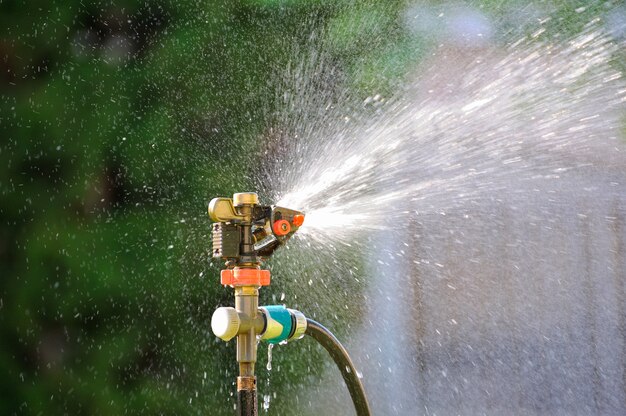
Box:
[208,192,305,414]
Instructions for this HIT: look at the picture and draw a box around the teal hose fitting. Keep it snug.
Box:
[260,305,307,344]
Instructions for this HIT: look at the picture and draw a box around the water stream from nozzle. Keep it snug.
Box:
[269,26,625,247]
[260,23,626,415]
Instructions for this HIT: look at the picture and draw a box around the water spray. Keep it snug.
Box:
[209,192,371,415]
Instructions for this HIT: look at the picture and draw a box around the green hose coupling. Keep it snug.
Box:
[259,305,307,344]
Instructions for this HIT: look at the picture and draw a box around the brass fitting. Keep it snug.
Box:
[233,192,259,207]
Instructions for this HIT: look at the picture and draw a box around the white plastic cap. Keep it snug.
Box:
[211,307,240,341]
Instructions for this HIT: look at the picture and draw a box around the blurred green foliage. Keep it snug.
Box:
[0,0,408,414]
[1,0,623,414]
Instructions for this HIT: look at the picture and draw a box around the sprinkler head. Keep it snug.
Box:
[208,192,304,268]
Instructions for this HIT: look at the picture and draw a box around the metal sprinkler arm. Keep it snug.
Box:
[209,193,305,264]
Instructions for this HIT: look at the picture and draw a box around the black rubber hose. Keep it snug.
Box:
[305,318,372,416]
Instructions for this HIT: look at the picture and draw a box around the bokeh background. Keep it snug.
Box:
[1,0,625,415]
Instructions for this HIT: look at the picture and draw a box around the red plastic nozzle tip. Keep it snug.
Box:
[273,219,291,236]
[293,214,305,227]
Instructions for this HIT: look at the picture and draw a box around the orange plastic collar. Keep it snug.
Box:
[221,268,271,287]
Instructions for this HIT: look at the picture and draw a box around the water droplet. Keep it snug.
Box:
[266,344,273,371]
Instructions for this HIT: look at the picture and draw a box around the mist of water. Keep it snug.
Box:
[262,23,625,249]
[255,17,626,416]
